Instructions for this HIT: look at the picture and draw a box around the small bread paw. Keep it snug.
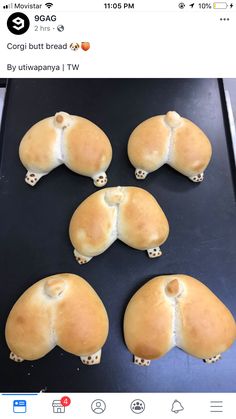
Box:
[135,168,148,180]
[80,349,101,365]
[147,247,162,258]
[74,249,92,265]
[190,173,204,183]
[93,173,108,187]
[10,352,24,363]
[134,356,151,366]
[203,354,221,364]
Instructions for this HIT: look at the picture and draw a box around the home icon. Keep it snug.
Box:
[52,400,65,413]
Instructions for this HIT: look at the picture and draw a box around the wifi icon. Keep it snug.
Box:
[45,2,53,8]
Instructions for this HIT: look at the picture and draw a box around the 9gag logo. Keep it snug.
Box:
[7,13,30,34]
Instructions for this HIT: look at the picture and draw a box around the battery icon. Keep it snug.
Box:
[213,2,228,8]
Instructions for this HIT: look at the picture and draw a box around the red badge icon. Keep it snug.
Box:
[60,396,71,407]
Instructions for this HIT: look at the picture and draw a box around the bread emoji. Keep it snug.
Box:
[124,274,236,366]
[5,273,109,364]
[69,186,169,264]
[19,111,112,187]
[128,111,212,183]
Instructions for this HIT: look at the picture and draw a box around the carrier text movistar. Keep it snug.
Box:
[5,3,43,9]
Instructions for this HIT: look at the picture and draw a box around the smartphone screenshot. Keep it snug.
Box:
[0,1,235,418]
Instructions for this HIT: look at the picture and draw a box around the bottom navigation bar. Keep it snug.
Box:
[0,393,234,418]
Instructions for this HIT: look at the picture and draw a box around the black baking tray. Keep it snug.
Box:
[0,79,236,393]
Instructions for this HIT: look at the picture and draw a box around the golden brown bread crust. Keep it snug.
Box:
[118,187,169,250]
[5,273,109,361]
[128,116,170,172]
[64,117,112,176]
[5,280,54,361]
[19,112,112,186]
[170,119,212,177]
[69,186,169,262]
[69,190,117,257]
[55,275,109,356]
[124,274,236,362]
[178,275,236,359]
[124,276,174,359]
[127,111,212,182]
[19,117,61,173]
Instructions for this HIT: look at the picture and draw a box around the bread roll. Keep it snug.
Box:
[5,273,109,364]
[124,274,236,366]
[69,186,169,264]
[128,111,212,182]
[19,112,112,187]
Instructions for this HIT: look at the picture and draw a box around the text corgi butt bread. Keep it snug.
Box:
[124,274,236,366]
[5,274,109,364]
[69,186,169,264]
[128,111,212,182]
[19,111,112,187]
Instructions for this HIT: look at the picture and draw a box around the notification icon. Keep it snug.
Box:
[60,396,71,407]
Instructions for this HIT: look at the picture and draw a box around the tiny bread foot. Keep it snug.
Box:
[134,356,151,367]
[147,247,162,258]
[190,172,204,183]
[74,249,92,265]
[10,352,24,363]
[25,171,44,186]
[203,354,221,364]
[80,349,101,365]
[93,172,108,187]
[135,168,148,180]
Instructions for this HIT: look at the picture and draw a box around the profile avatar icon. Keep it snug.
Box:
[91,399,106,414]
[7,12,30,35]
